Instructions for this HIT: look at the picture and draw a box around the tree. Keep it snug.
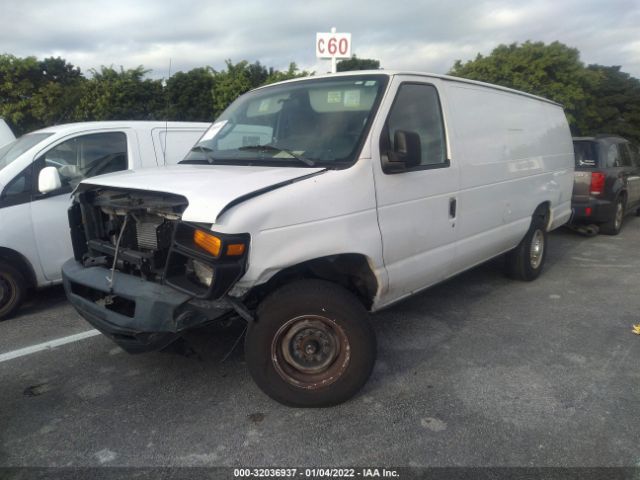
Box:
[264,62,310,84]
[337,55,380,72]
[210,60,255,117]
[581,65,640,144]
[448,41,599,128]
[211,60,310,117]
[165,68,215,122]
[0,54,84,135]
[74,66,165,121]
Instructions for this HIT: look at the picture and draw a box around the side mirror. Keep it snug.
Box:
[382,130,422,173]
[38,166,62,194]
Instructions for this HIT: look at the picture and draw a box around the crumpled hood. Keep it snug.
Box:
[80,164,326,223]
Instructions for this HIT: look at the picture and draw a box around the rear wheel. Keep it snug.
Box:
[245,279,376,407]
[505,215,548,281]
[600,197,624,235]
[0,261,27,320]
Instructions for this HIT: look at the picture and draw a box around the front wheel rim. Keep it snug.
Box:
[529,229,545,269]
[271,315,351,390]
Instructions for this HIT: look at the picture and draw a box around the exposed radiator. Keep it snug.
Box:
[136,220,163,250]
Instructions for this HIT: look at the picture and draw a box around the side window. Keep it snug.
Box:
[0,165,33,207]
[619,143,633,167]
[604,143,621,168]
[385,83,447,168]
[629,143,640,167]
[38,132,128,192]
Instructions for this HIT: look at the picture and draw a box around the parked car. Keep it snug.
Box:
[0,121,209,320]
[571,135,640,235]
[62,72,574,407]
[0,119,15,147]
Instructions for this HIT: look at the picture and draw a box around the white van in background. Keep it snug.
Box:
[61,73,574,406]
[0,121,208,319]
[0,119,15,147]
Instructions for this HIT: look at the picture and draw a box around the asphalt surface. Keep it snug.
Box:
[1,219,639,468]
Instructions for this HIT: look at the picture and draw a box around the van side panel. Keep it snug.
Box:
[445,82,573,274]
[541,103,574,230]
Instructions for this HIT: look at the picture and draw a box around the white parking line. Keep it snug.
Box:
[0,329,101,363]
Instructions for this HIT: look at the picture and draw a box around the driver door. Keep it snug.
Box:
[30,131,129,281]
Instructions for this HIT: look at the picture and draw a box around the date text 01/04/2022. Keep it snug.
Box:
[233,468,399,478]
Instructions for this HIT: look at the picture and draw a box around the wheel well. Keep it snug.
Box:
[534,202,551,231]
[0,248,37,288]
[618,190,628,206]
[248,254,378,311]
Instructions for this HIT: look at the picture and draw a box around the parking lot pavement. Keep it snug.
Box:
[1,218,639,468]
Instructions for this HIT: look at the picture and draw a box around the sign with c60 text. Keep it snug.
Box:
[316,31,351,59]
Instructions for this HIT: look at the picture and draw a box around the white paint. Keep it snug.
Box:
[86,164,325,224]
[0,329,100,363]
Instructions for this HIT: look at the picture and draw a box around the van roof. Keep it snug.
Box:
[256,70,562,107]
[32,121,210,136]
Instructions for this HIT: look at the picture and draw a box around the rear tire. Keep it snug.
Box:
[505,215,548,281]
[600,197,624,235]
[0,261,27,320]
[245,279,376,407]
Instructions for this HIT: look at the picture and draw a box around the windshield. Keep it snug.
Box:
[0,133,53,171]
[182,75,388,168]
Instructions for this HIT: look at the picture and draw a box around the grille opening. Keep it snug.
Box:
[70,282,136,318]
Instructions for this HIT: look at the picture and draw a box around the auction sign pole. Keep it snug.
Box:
[316,27,351,73]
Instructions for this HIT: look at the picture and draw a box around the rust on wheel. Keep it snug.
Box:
[271,315,351,390]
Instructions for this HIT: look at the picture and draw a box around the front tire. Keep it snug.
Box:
[0,261,27,320]
[245,279,376,407]
[505,215,548,281]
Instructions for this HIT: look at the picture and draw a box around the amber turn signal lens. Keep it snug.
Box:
[193,230,221,256]
[226,243,246,256]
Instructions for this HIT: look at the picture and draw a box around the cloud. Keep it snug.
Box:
[0,0,638,78]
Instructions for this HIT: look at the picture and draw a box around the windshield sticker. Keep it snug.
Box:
[327,91,342,104]
[258,99,271,113]
[200,120,228,141]
[364,80,377,87]
[273,150,306,158]
[344,90,361,107]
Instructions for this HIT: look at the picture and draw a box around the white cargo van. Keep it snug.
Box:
[0,121,208,319]
[62,73,574,406]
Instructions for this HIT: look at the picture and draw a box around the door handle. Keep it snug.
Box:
[449,197,457,218]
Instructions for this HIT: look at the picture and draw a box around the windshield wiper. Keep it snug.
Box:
[238,145,316,167]
[180,145,219,164]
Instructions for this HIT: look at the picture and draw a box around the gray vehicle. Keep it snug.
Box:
[571,135,640,235]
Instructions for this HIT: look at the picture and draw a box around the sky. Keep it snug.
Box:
[1,0,639,79]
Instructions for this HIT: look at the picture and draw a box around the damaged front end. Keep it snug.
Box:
[62,185,250,353]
